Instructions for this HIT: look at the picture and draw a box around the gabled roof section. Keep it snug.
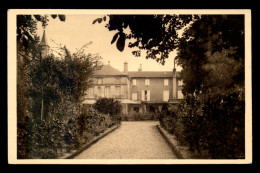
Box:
[93,65,127,76]
[128,71,181,78]
[39,30,49,46]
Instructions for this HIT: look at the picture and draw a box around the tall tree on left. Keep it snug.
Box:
[17,14,65,159]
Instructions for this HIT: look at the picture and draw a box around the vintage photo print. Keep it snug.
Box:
[8,9,252,164]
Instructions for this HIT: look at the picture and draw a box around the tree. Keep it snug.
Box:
[17,15,65,51]
[176,15,244,95]
[96,14,245,158]
[95,14,244,96]
[17,14,66,158]
[27,44,102,121]
[174,15,245,158]
[93,15,195,65]
[17,14,66,122]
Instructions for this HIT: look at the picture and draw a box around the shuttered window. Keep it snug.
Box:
[105,86,111,98]
[164,79,169,86]
[132,79,137,86]
[163,90,169,102]
[115,86,121,98]
[145,79,150,86]
[147,90,150,101]
[132,93,137,100]
[141,90,150,101]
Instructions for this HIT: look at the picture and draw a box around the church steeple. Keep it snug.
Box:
[39,30,49,58]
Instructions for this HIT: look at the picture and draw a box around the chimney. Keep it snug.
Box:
[124,61,128,73]
[138,64,142,71]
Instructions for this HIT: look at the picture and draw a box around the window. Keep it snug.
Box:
[105,86,111,98]
[132,79,137,86]
[163,90,169,102]
[133,107,139,113]
[115,86,121,98]
[178,91,184,99]
[178,80,183,86]
[115,77,120,84]
[97,78,102,84]
[97,87,102,97]
[141,90,150,101]
[132,93,137,100]
[164,78,169,86]
[145,79,150,86]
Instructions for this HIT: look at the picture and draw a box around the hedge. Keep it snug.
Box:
[159,100,245,159]
[18,107,120,159]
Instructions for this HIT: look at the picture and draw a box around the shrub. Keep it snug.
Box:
[159,97,245,159]
[121,112,159,121]
[22,106,120,159]
[94,98,122,116]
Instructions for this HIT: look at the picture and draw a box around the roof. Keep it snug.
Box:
[128,71,180,78]
[93,65,127,76]
[39,30,48,46]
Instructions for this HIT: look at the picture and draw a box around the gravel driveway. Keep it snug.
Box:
[74,121,177,159]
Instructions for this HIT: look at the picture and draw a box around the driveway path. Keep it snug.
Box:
[74,121,177,159]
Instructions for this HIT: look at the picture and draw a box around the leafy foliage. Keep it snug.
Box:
[21,107,119,159]
[17,14,66,123]
[16,14,107,159]
[17,15,49,158]
[93,15,195,64]
[121,112,159,121]
[176,15,244,95]
[17,15,65,50]
[160,96,245,159]
[26,45,102,121]
[100,14,246,159]
[94,98,122,116]
[175,16,245,159]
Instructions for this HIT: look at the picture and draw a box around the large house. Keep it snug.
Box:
[84,62,129,102]
[39,30,184,115]
[84,62,184,115]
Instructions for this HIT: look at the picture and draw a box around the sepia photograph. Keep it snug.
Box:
[8,9,252,164]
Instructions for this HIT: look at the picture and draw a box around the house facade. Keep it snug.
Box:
[127,63,184,114]
[84,62,184,115]
[39,30,184,115]
[84,63,129,102]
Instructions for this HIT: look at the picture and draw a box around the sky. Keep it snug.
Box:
[37,15,182,72]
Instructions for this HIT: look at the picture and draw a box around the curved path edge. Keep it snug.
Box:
[156,125,194,159]
[59,124,120,159]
